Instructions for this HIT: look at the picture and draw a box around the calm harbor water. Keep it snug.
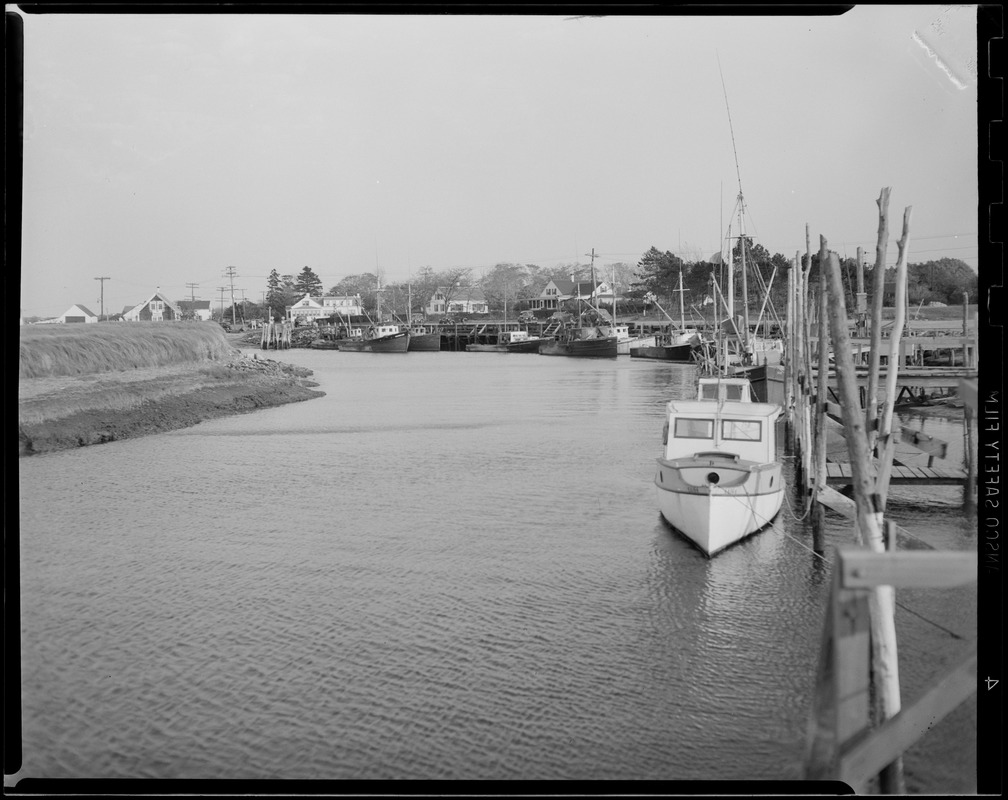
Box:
[16,350,978,788]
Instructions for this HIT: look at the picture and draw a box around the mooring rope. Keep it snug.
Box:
[723,486,971,640]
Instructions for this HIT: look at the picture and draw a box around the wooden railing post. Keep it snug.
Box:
[806,547,977,792]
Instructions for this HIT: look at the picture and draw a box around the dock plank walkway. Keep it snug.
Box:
[823,462,966,486]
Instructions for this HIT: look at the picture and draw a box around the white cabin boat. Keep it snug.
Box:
[655,377,783,556]
[466,329,543,353]
[601,324,657,355]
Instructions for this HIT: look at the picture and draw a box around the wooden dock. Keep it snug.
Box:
[821,414,967,487]
[824,461,967,486]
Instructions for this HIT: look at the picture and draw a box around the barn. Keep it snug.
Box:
[57,304,99,323]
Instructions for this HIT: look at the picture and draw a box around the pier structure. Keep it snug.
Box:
[260,320,292,350]
[768,190,980,792]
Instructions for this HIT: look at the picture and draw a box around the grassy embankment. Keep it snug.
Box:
[19,323,324,456]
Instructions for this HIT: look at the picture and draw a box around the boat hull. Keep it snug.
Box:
[407,332,441,351]
[505,338,544,353]
[630,344,694,362]
[538,336,618,358]
[654,455,783,556]
[465,343,506,352]
[616,335,657,355]
[337,332,410,353]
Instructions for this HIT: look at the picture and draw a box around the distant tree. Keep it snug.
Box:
[265,269,295,321]
[410,267,440,319]
[436,267,473,315]
[480,263,531,315]
[632,246,684,309]
[911,257,978,305]
[294,265,324,298]
[330,273,378,315]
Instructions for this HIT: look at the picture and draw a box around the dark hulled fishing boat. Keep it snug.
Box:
[538,327,618,358]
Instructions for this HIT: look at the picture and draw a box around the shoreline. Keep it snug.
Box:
[18,350,325,457]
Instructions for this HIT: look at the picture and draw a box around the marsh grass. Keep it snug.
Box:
[19,322,236,379]
[18,363,237,426]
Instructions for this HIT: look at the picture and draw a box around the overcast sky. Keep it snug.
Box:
[15,6,979,318]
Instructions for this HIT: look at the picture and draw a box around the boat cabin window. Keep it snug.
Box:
[724,384,745,401]
[674,418,714,439]
[700,384,719,400]
[721,419,762,441]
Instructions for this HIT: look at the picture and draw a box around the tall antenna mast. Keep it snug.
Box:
[717,53,750,358]
[717,53,743,199]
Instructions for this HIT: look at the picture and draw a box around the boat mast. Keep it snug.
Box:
[612,264,618,327]
[719,54,751,361]
[679,268,686,330]
[587,247,602,319]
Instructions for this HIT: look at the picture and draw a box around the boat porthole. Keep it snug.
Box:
[707,472,720,485]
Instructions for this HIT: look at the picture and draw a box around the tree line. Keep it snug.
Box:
[248,250,977,324]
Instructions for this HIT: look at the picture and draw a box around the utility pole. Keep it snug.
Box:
[217,287,226,322]
[224,266,238,326]
[94,276,110,321]
[186,282,198,302]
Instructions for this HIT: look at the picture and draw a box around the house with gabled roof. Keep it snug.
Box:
[122,290,183,322]
[425,286,489,316]
[287,293,364,322]
[177,300,213,321]
[57,304,99,323]
[531,277,613,311]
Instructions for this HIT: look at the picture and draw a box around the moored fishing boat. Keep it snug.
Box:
[406,325,441,352]
[337,323,410,353]
[630,336,696,362]
[604,324,657,355]
[466,329,543,353]
[654,376,783,556]
[538,326,618,358]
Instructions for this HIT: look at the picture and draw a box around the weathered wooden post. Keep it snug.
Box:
[865,188,892,454]
[823,247,904,794]
[880,207,912,445]
[796,247,811,497]
[784,259,795,454]
[806,547,976,791]
[962,290,973,367]
[812,236,830,552]
[855,245,868,340]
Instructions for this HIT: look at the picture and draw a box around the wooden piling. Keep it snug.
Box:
[783,260,795,454]
[812,236,831,552]
[823,246,904,793]
[865,187,892,453]
[880,207,913,442]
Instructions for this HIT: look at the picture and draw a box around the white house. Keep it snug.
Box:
[177,300,213,321]
[287,293,364,322]
[531,278,612,311]
[57,304,99,323]
[425,286,489,316]
[123,290,183,322]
